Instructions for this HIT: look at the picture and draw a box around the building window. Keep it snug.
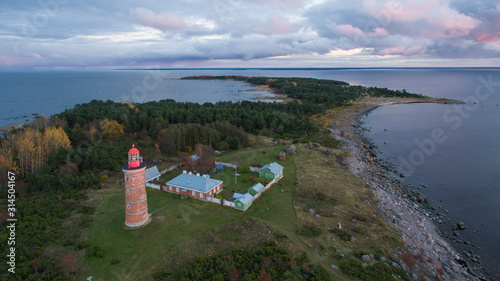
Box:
[126,190,130,196]
[192,191,195,196]
[127,204,130,210]
[169,186,172,191]
[176,188,179,192]
[200,193,204,198]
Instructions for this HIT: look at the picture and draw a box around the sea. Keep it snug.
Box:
[1,68,499,278]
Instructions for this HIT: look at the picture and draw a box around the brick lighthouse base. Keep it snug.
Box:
[123,214,151,229]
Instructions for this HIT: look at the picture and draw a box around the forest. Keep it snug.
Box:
[0,76,423,280]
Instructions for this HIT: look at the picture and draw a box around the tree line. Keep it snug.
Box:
[0,126,71,177]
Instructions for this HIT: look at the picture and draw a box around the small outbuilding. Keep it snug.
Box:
[287,144,296,154]
[248,183,265,198]
[234,193,253,211]
[279,151,286,161]
[145,166,161,182]
[259,162,284,182]
[232,192,245,200]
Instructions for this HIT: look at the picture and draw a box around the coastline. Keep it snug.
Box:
[250,84,295,103]
[0,122,26,133]
[327,97,478,280]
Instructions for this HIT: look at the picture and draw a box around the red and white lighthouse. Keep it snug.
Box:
[122,144,150,228]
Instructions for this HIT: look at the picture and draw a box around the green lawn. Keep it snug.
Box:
[211,168,257,199]
[79,144,299,280]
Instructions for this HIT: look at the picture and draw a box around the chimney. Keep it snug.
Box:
[188,172,192,175]
[196,173,200,177]
[183,170,187,174]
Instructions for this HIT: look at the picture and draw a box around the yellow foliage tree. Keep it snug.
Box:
[100,119,124,138]
[0,138,19,176]
[9,126,71,176]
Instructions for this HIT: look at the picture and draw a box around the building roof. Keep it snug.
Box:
[250,183,264,193]
[288,144,296,150]
[260,162,284,175]
[145,166,161,182]
[128,144,139,154]
[167,172,222,193]
[233,192,245,199]
[236,193,253,205]
[190,154,200,161]
[279,151,286,156]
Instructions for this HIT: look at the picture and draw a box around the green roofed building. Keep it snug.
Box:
[235,193,253,211]
[259,162,284,182]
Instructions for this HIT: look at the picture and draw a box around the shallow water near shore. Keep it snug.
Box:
[361,91,500,278]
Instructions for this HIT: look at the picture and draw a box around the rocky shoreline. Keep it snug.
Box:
[328,98,485,281]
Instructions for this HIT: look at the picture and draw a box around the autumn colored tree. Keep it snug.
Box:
[9,126,71,177]
[0,137,18,181]
[100,119,124,138]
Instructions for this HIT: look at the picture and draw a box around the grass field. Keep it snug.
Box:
[76,141,405,280]
[77,144,301,280]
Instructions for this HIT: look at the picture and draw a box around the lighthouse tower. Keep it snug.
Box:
[122,144,150,228]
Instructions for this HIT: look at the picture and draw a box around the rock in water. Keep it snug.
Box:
[457,222,466,229]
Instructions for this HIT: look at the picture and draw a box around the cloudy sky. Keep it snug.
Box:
[1,0,499,68]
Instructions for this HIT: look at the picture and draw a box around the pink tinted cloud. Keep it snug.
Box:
[364,0,438,22]
[132,7,187,31]
[471,20,500,43]
[363,0,479,39]
[0,56,19,66]
[471,31,500,43]
[335,24,364,38]
[276,0,303,7]
[427,11,480,38]
[253,15,294,35]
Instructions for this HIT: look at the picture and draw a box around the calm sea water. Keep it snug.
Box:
[1,68,499,277]
[359,68,500,279]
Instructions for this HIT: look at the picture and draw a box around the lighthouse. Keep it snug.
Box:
[122,144,150,228]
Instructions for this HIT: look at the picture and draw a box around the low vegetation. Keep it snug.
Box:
[153,242,330,281]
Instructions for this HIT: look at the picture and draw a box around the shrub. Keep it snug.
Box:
[298,224,322,237]
[78,216,94,227]
[75,241,90,250]
[63,239,75,247]
[237,165,251,173]
[78,205,96,215]
[110,258,121,265]
[340,259,410,281]
[329,228,352,241]
[88,245,106,258]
